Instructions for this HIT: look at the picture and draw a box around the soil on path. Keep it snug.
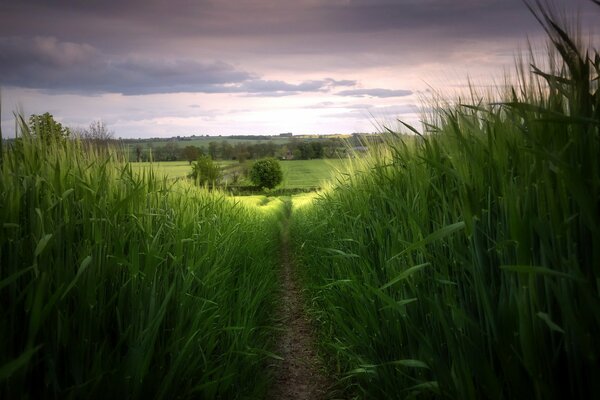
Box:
[269,204,331,400]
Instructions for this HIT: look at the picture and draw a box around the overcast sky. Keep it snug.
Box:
[0,0,598,138]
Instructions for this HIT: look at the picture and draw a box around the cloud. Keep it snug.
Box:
[237,78,357,96]
[321,103,420,120]
[2,1,595,82]
[0,36,253,94]
[0,0,544,38]
[0,36,359,96]
[336,88,413,98]
[0,1,556,65]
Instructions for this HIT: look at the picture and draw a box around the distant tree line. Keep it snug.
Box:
[134,138,351,162]
[9,113,377,163]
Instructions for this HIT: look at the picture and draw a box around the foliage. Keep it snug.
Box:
[28,112,69,143]
[181,145,202,164]
[134,144,143,162]
[0,128,281,399]
[153,141,180,161]
[190,155,221,186]
[294,141,324,159]
[80,120,114,142]
[74,120,116,153]
[125,137,348,163]
[249,158,283,189]
[292,3,600,399]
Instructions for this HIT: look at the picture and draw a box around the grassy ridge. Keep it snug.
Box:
[292,6,599,399]
[0,129,282,398]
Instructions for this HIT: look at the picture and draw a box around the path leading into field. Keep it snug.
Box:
[269,203,331,400]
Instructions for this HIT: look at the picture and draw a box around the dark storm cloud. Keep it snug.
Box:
[0,36,357,95]
[0,0,550,39]
[5,0,592,46]
[336,88,413,98]
[0,0,597,95]
[0,36,253,94]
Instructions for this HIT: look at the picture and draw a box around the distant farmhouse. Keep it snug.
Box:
[278,132,293,137]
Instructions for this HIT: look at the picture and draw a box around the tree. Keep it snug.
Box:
[294,142,315,159]
[28,112,69,143]
[220,141,234,160]
[234,143,250,163]
[78,120,115,151]
[135,144,143,162]
[82,120,114,142]
[182,145,201,164]
[311,141,324,158]
[208,141,218,159]
[190,155,221,187]
[249,158,283,189]
[163,142,181,161]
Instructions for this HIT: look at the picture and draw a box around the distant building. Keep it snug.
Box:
[278,132,293,137]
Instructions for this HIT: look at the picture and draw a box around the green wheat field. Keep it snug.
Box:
[1,6,599,400]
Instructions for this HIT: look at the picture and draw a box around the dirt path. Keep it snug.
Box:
[269,204,331,400]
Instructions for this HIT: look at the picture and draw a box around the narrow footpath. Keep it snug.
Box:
[269,202,331,400]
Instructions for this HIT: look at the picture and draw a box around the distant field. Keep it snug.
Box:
[130,161,190,179]
[129,160,237,180]
[129,159,350,189]
[233,192,319,210]
[280,159,349,189]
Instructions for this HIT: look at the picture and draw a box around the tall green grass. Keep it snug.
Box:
[292,4,599,399]
[0,120,282,398]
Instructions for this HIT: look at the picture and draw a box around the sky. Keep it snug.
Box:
[0,0,598,138]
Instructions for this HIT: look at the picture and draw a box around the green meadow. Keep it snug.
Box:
[1,5,599,399]
[130,160,237,180]
[279,159,348,189]
[130,158,349,189]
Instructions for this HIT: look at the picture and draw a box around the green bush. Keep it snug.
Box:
[190,155,221,186]
[28,112,70,144]
[249,158,283,189]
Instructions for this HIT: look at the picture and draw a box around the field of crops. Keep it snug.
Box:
[291,10,600,399]
[0,133,283,398]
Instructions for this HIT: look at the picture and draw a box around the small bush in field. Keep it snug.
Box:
[249,158,283,189]
[191,155,221,186]
[28,112,70,144]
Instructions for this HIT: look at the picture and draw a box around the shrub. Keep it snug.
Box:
[28,112,70,144]
[249,158,283,189]
[190,155,221,186]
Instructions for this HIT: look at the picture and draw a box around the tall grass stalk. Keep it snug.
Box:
[292,3,599,399]
[0,119,282,398]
